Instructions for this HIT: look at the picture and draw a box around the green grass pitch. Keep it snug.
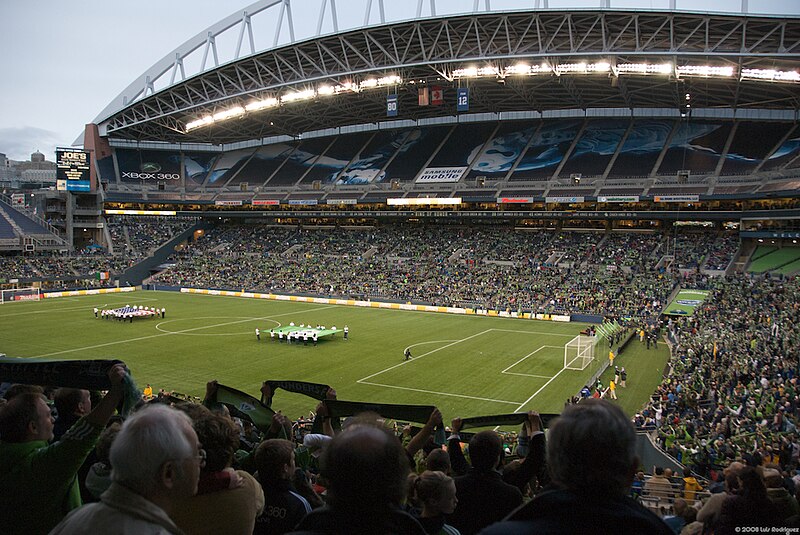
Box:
[0,291,669,424]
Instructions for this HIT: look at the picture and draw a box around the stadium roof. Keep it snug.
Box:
[92,0,800,148]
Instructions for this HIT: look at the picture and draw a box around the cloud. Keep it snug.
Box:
[0,126,66,162]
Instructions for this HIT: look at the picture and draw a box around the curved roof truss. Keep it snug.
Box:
[99,8,800,145]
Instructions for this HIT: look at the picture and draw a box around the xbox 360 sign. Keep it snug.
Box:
[121,162,180,181]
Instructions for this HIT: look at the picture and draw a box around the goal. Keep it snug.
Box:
[564,335,595,370]
[0,287,41,304]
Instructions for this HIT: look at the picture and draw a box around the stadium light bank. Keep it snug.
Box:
[182,59,798,133]
[185,75,402,132]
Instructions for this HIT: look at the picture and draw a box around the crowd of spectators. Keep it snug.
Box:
[5,365,791,534]
[703,233,740,271]
[588,232,664,269]
[0,216,198,285]
[106,216,198,257]
[147,224,725,318]
[3,363,694,535]
[670,230,718,270]
[0,224,749,301]
[629,273,800,530]
[4,252,131,282]
[2,261,799,533]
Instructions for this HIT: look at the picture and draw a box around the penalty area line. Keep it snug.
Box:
[512,366,569,412]
[358,329,493,383]
[357,380,520,406]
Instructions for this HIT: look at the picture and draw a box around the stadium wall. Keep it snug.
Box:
[151,286,576,323]
[43,287,136,299]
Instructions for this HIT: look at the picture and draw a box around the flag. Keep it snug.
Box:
[386,94,398,117]
[431,86,444,105]
[457,87,469,111]
[418,87,429,106]
[213,384,275,433]
[261,380,331,408]
[96,271,110,280]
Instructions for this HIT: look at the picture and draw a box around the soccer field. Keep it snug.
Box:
[0,290,667,423]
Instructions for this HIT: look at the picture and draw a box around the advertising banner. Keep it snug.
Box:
[416,167,467,183]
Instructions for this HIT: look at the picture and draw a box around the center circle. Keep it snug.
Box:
[155,316,282,336]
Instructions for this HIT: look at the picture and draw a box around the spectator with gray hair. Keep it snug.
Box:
[50,403,203,534]
[481,399,672,534]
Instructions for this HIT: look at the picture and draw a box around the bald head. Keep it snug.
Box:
[723,461,744,478]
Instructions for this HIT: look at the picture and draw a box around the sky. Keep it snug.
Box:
[1,0,797,162]
[0,1,239,161]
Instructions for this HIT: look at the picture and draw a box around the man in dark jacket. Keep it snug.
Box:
[481,400,672,535]
[289,415,425,535]
[447,424,523,534]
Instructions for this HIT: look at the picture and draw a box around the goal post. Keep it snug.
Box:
[0,287,41,304]
[564,335,595,371]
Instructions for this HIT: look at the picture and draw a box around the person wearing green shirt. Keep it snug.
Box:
[0,363,127,535]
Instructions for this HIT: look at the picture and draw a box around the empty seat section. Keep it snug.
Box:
[383,126,452,182]
[720,122,794,175]
[466,121,538,180]
[509,120,582,181]
[268,138,334,186]
[657,122,731,175]
[96,154,116,183]
[596,187,645,197]
[3,206,51,235]
[182,152,221,190]
[338,130,412,185]
[427,123,497,169]
[761,125,800,171]
[607,120,674,178]
[299,132,372,185]
[204,148,258,188]
[560,119,628,177]
[497,189,545,200]
[230,144,296,188]
[0,213,17,239]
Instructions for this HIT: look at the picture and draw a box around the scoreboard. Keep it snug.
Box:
[56,148,91,192]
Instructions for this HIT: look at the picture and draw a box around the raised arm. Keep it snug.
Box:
[448,417,469,476]
[406,407,442,457]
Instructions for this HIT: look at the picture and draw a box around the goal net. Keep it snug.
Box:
[1,287,41,304]
[564,335,595,370]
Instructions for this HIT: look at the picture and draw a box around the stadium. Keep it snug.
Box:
[1,0,800,532]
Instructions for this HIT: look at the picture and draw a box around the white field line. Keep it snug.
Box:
[28,305,340,358]
[513,366,569,412]
[0,297,160,317]
[501,345,562,378]
[402,340,459,353]
[357,329,493,383]
[154,317,284,336]
[357,380,521,405]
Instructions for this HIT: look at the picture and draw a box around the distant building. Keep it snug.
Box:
[2,150,57,185]
[17,151,56,182]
